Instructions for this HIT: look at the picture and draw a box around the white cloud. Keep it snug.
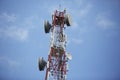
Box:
[72,21,79,29]
[23,16,39,29]
[0,12,16,22]
[70,3,92,19]
[0,12,32,41]
[71,38,83,44]
[0,26,28,41]
[96,14,116,29]
[0,56,20,67]
[0,12,28,41]
[79,4,92,17]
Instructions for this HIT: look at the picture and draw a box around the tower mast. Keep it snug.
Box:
[38,8,72,80]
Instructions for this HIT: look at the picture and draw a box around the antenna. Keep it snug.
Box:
[38,6,72,80]
[59,4,61,11]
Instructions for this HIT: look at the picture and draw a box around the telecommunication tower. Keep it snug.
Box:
[38,8,72,80]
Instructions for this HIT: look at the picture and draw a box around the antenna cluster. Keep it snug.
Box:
[38,8,72,80]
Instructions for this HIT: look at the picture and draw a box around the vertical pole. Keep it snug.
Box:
[45,54,51,80]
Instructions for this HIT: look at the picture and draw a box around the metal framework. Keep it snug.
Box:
[38,9,72,80]
[45,10,68,80]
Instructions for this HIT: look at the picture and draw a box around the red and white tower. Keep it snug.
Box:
[38,9,72,80]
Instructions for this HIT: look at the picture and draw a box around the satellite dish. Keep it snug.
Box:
[44,20,52,33]
[65,14,72,26]
[66,53,72,60]
[38,57,47,71]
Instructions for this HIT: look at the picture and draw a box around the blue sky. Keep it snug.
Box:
[0,0,120,80]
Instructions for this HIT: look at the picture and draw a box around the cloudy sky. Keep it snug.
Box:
[0,0,120,80]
